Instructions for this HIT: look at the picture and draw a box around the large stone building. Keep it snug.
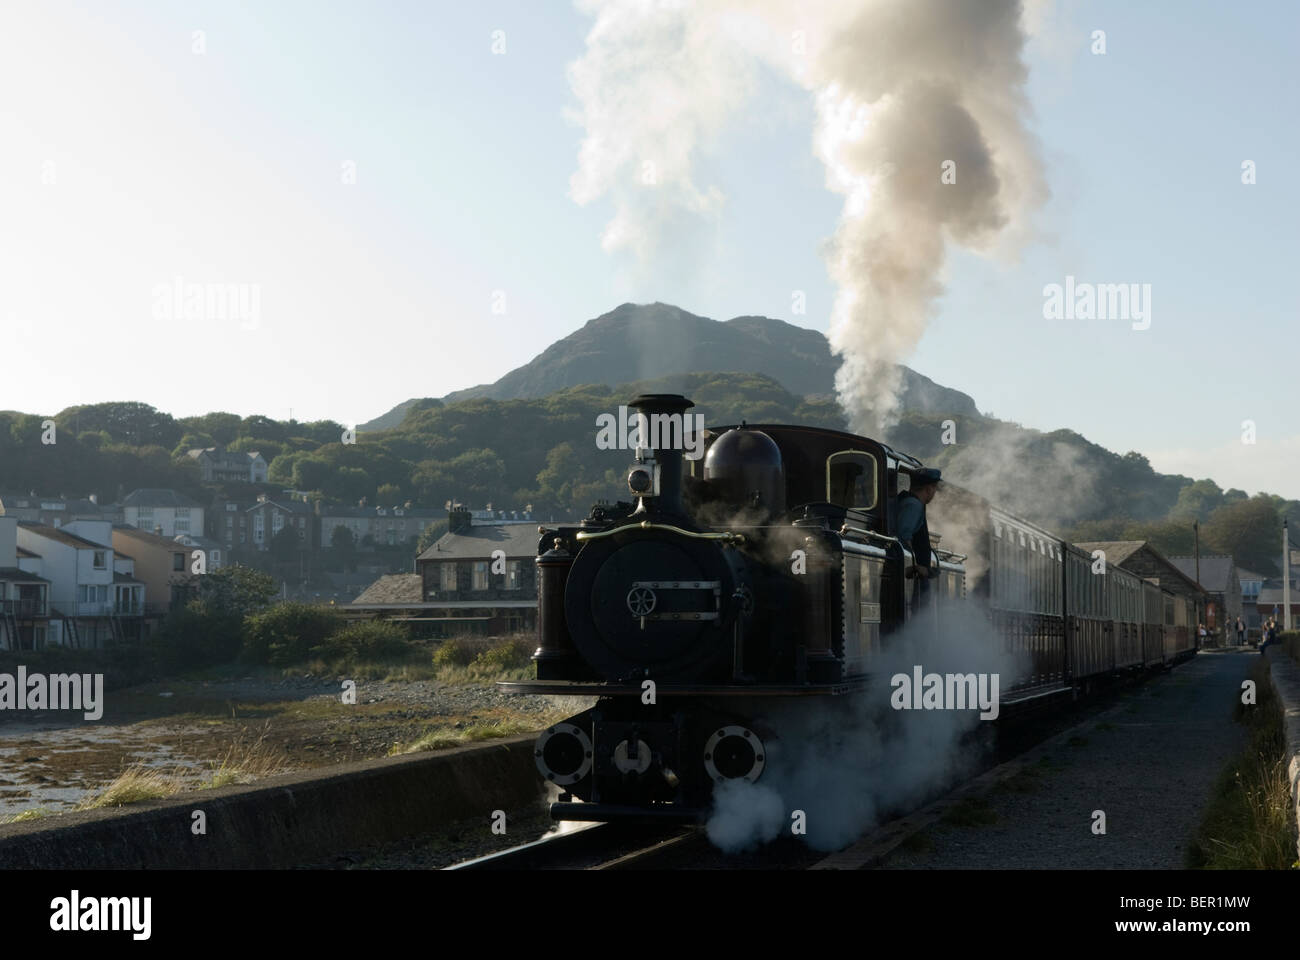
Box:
[186,446,268,483]
[122,488,205,538]
[413,514,544,634]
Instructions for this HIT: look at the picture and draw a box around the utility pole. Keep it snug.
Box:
[1194,519,1203,633]
[1285,518,1292,632]
[1193,520,1200,586]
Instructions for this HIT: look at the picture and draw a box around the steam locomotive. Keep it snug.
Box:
[500,394,1199,822]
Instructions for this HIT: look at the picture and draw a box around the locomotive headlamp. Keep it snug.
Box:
[627,461,660,497]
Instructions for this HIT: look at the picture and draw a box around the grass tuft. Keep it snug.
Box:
[1186,657,1296,869]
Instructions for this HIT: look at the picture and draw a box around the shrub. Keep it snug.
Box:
[313,620,413,662]
[473,635,533,670]
[152,604,245,670]
[242,603,344,666]
[432,636,477,667]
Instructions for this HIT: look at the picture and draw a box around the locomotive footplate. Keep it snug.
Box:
[497,678,869,697]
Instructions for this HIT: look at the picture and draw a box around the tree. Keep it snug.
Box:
[1168,479,1225,523]
[330,525,357,571]
[56,401,182,449]
[194,565,276,618]
[270,525,300,563]
[1203,496,1282,575]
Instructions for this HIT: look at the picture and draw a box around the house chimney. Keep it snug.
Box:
[449,504,472,534]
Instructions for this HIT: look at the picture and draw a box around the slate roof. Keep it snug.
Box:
[417,522,547,561]
[113,524,193,551]
[0,567,48,582]
[122,488,202,508]
[18,522,110,549]
[352,574,424,605]
[1256,588,1298,608]
[1167,556,1237,593]
[1073,541,1147,570]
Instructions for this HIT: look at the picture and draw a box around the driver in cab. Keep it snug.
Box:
[898,468,941,583]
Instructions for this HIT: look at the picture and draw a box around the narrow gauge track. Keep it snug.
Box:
[444,822,699,870]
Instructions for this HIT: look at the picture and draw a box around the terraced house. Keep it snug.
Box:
[0,515,50,651]
[122,488,205,538]
[15,519,145,648]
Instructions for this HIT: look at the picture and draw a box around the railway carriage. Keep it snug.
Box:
[1109,564,1145,671]
[1141,580,1167,668]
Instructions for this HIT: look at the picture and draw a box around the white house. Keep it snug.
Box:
[15,519,143,648]
[122,488,205,538]
[0,516,51,650]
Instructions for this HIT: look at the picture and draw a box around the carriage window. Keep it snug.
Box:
[827,452,878,510]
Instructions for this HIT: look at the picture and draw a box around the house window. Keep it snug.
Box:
[226,503,237,512]
[173,553,185,572]
[440,563,457,592]
[253,514,264,543]
[93,551,106,570]
[272,512,284,534]
[227,517,233,529]
[472,562,489,591]
[211,551,221,569]
[507,561,522,590]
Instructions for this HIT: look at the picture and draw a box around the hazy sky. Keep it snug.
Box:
[1,1,1296,497]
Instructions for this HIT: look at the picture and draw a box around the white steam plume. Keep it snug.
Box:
[568,0,1047,435]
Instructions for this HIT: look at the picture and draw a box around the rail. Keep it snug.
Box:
[0,599,47,618]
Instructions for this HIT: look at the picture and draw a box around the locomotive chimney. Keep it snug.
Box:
[626,393,695,524]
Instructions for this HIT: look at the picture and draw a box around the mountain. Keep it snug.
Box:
[359,303,979,431]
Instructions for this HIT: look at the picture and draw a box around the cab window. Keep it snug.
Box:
[826,451,877,510]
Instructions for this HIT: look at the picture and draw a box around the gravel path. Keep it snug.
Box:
[880,650,1254,869]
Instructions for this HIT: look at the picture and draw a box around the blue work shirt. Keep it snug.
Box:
[896,491,932,568]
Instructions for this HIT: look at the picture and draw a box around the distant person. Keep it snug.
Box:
[897,468,942,587]
[1198,622,1207,645]
[1236,616,1245,646]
